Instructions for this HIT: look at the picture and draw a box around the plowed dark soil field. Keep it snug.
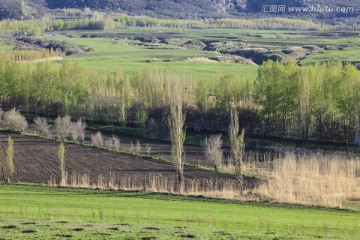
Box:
[0,132,257,189]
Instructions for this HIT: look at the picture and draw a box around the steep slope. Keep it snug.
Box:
[0,0,22,20]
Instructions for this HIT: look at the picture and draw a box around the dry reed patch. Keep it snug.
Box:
[184,57,218,63]
[49,172,246,200]
[252,152,360,207]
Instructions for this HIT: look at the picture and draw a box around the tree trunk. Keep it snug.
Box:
[236,160,243,195]
[177,170,184,194]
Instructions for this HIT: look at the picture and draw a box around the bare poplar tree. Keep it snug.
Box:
[1,137,15,182]
[0,140,5,181]
[58,142,66,186]
[166,76,186,194]
[229,102,245,194]
[6,137,14,182]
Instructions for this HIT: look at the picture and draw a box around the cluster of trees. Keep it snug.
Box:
[0,57,359,143]
[1,14,349,36]
[0,18,116,35]
[214,18,322,30]
[49,18,116,31]
[255,61,360,143]
[0,49,59,62]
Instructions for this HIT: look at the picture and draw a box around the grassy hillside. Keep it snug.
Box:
[0,0,22,20]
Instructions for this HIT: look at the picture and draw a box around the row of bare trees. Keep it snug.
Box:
[168,75,246,194]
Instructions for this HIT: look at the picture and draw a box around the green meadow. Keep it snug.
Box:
[38,36,258,79]
[0,183,359,239]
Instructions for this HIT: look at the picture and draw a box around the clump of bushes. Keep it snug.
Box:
[91,132,104,146]
[0,108,28,132]
[34,117,52,138]
[54,116,86,142]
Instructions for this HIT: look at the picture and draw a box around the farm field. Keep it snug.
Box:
[0,132,256,188]
[9,27,359,80]
[1,184,360,239]
[33,34,259,79]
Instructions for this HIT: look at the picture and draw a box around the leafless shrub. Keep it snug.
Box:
[112,136,121,151]
[70,119,86,142]
[34,117,52,138]
[55,116,71,140]
[91,132,104,146]
[2,108,28,132]
[105,136,121,151]
[145,143,151,155]
[129,142,134,153]
[104,138,113,149]
[135,140,141,154]
[202,135,223,171]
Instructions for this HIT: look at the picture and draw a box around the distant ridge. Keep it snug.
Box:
[0,0,359,21]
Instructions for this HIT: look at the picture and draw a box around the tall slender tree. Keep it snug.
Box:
[166,74,186,194]
[1,137,14,182]
[58,142,66,186]
[229,101,245,195]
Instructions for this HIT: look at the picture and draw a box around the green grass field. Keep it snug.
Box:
[301,47,360,65]
[3,28,360,78]
[29,28,360,77]
[0,38,16,50]
[38,36,258,80]
[0,183,359,239]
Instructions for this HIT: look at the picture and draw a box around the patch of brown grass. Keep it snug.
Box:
[184,57,218,63]
[252,152,360,207]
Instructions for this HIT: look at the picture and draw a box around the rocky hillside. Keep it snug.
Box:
[0,0,359,20]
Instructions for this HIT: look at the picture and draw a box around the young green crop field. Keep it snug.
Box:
[37,36,258,80]
[0,183,359,239]
[18,27,360,76]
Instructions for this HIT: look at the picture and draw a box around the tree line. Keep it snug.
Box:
[2,14,359,36]
[255,61,360,143]
[0,49,59,62]
[0,57,359,143]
